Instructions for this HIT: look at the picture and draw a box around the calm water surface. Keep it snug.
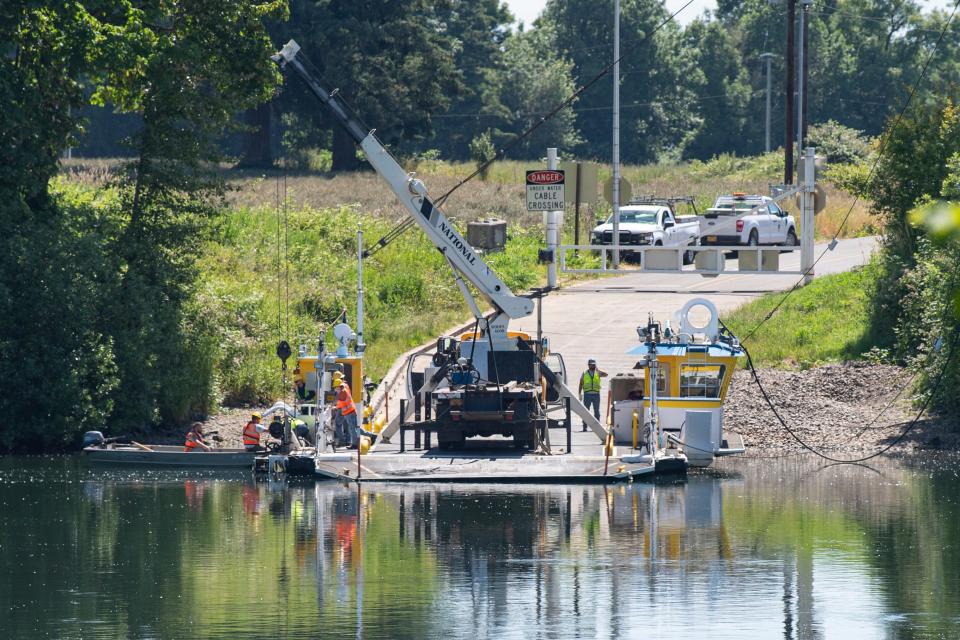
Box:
[1,456,960,639]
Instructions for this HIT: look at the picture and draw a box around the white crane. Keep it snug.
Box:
[272,40,609,442]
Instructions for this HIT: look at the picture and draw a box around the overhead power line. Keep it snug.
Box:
[740,0,960,342]
[365,0,695,258]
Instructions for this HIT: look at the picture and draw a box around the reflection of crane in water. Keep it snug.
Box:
[301,477,820,637]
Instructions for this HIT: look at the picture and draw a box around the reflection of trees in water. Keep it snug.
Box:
[723,457,960,638]
[5,456,960,638]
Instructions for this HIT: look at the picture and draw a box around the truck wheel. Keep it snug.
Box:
[747,230,759,247]
[784,229,798,248]
[683,246,695,265]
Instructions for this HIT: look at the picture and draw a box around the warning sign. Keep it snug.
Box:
[526,170,565,211]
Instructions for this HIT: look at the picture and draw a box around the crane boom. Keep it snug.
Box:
[272,41,534,326]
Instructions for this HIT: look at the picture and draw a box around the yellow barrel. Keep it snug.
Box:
[359,436,372,455]
[372,416,386,433]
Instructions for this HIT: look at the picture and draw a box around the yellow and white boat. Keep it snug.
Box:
[612,298,746,467]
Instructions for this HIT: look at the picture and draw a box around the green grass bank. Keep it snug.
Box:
[723,261,880,368]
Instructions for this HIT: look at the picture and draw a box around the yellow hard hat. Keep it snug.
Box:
[332,371,344,380]
[252,412,262,420]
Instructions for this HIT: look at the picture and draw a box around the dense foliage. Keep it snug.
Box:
[1,2,284,451]
[839,100,960,419]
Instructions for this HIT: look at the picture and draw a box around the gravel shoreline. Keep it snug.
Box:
[726,362,959,456]
[146,362,958,457]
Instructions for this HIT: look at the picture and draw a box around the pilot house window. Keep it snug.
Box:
[679,364,725,398]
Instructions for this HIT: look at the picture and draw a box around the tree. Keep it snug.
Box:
[278,0,463,170]
[493,25,581,157]
[541,0,700,164]
[92,0,285,427]
[682,19,752,160]
[0,1,284,449]
[430,0,515,160]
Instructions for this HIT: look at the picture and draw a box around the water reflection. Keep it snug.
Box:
[0,456,959,638]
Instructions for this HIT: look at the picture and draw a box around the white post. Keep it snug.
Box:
[356,228,366,427]
[612,0,621,269]
[547,148,560,289]
[801,147,815,285]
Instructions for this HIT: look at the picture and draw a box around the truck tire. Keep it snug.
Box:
[683,245,695,265]
[783,228,798,249]
[747,230,759,247]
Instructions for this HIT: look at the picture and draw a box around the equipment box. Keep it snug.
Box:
[467,218,507,251]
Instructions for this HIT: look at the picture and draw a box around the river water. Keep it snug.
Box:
[2,456,959,639]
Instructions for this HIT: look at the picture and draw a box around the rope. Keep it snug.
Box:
[741,0,960,342]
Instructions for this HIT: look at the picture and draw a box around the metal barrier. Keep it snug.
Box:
[558,243,804,276]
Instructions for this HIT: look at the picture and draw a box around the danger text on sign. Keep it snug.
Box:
[526,169,565,211]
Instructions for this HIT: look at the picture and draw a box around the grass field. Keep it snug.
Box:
[722,260,880,368]
[62,152,877,241]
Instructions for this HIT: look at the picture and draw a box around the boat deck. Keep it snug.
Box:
[315,423,658,483]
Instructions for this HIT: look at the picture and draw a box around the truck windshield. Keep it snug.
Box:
[605,211,658,224]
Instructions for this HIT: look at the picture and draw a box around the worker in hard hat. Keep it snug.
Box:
[334,372,377,448]
[242,413,265,452]
[578,358,608,431]
[293,367,316,403]
[332,372,349,446]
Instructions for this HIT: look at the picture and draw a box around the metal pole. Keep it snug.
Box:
[796,1,806,174]
[612,0,621,269]
[546,148,560,288]
[356,228,365,429]
[801,0,811,146]
[784,0,795,185]
[801,147,815,285]
[574,162,582,253]
[760,53,774,153]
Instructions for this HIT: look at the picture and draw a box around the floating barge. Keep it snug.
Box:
[314,429,657,483]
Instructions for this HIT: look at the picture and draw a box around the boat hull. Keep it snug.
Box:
[83,445,255,468]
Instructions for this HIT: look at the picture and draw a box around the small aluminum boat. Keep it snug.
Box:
[83,443,256,468]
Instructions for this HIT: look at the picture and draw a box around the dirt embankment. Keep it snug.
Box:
[726,362,959,456]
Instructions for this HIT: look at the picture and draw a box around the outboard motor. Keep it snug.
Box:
[83,431,105,448]
[268,418,285,440]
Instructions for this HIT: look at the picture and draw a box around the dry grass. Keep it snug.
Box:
[60,154,877,239]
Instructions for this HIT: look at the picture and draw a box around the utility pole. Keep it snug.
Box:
[801,0,811,147]
[784,0,795,185]
[760,53,774,153]
[612,0,621,269]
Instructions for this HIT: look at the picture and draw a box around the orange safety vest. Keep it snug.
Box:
[242,421,261,446]
[336,384,356,416]
[184,431,201,452]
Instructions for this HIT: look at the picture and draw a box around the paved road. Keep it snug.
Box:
[510,236,877,383]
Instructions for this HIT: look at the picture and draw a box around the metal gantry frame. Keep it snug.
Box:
[555,147,818,282]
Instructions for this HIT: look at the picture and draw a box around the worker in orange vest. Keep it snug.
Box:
[242,413,264,452]
[184,422,212,452]
[334,372,376,449]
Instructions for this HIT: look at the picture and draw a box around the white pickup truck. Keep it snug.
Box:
[698,193,798,248]
[591,204,700,264]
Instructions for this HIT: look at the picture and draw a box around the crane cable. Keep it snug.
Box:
[722,306,959,465]
[363,0,695,259]
[276,170,291,396]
